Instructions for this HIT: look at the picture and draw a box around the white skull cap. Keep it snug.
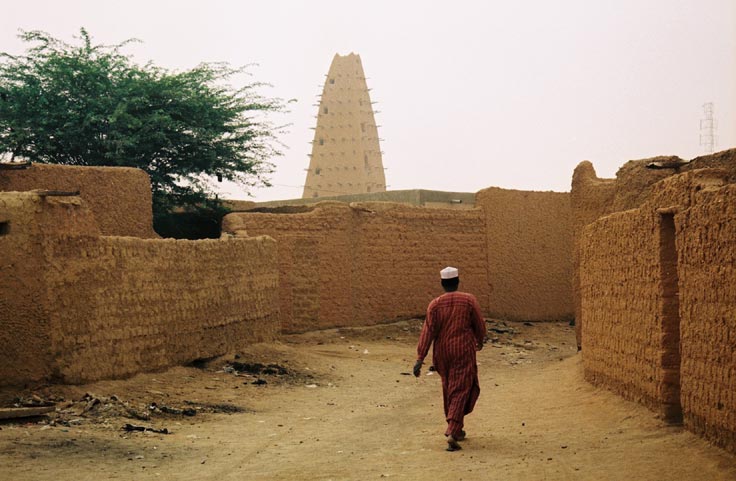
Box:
[440,266,459,279]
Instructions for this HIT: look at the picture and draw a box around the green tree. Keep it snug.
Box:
[0,29,286,233]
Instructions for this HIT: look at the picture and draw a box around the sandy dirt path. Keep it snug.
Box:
[1,320,735,480]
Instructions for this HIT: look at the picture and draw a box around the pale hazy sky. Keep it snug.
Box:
[2,0,735,200]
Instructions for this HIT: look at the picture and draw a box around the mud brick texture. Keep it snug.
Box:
[0,192,279,386]
[677,184,736,453]
[0,163,157,238]
[579,163,736,453]
[225,188,574,333]
[224,202,490,333]
[571,148,736,347]
[476,187,573,322]
[353,203,490,325]
[580,209,666,412]
[570,161,616,347]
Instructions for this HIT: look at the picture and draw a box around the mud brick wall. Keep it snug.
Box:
[224,202,489,333]
[0,192,279,386]
[605,149,736,214]
[579,169,736,452]
[685,149,736,182]
[578,171,729,416]
[0,163,157,238]
[476,187,573,321]
[570,148,736,348]
[0,193,101,386]
[226,191,573,332]
[579,209,670,413]
[224,202,355,333]
[44,235,279,383]
[677,184,736,453]
[352,203,489,324]
[570,162,616,347]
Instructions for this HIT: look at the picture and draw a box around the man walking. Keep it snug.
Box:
[413,266,486,451]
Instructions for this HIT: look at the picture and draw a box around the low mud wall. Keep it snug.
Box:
[225,189,573,333]
[476,187,573,321]
[0,163,157,238]
[0,192,279,387]
[224,202,489,333]
[225,203,356,333]
[353,203,490,326]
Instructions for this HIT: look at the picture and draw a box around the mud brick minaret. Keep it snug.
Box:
[302,53,386,198]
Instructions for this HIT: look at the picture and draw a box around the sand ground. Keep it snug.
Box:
[1,320,735,481]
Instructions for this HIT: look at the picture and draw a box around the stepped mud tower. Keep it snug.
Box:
[302,53,386,199]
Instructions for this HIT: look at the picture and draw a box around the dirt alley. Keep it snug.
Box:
[1,320,735,481]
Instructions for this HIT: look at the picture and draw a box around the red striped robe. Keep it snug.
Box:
[417,291,485,437]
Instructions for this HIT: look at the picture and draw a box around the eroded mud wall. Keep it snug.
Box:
[0,192,279,386]
[476,187,573,321]
[579,209,667,413]
[677,184,736,452]
[224,202,490,333]
[0,193,101,386]
[0,164,157,238]
[224,202,354,333]
[580,169,736,452]
[607,149,736,213]
[44,235,279,383]
[570,162,616,347]
[570,148,736,348]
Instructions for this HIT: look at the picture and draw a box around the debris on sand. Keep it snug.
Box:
[148,403,197,416]
[182,401,247,414]
[0,405,56,420]
[0,394,57,420]
[487,323,516,335]
[23,392,245,428]
[225,361,289,376]
[122,423,170,434]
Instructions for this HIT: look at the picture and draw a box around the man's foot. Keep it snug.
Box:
[446,435,462,451]
[456,430,466,441]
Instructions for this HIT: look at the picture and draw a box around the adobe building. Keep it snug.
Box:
[572,148,736,453]
[0,163,280,386]
[302,53,386,199]
[223,187,573,333]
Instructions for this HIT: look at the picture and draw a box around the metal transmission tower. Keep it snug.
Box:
[700,102,717,154]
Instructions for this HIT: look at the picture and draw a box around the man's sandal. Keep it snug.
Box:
[446,435,462,451]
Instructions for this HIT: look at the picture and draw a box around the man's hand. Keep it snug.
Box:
[413,360,423,377]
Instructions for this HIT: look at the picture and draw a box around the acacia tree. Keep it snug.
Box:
[0,29,285,229]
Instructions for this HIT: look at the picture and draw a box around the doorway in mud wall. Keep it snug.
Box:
[659,213,682,423]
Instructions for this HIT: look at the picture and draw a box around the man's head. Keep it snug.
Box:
[440,266,459,292]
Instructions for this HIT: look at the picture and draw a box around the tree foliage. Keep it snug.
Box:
[0,29,285,225]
